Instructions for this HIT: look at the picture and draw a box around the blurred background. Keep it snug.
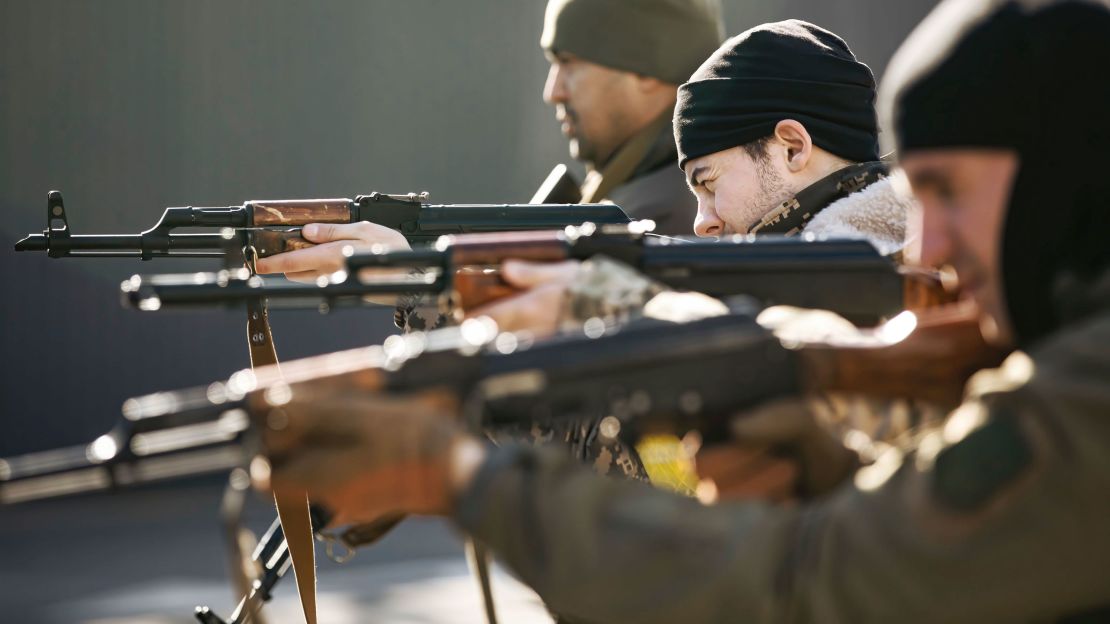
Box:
[0,1,936,621]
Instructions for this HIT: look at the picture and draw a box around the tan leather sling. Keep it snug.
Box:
[244,248,319,624]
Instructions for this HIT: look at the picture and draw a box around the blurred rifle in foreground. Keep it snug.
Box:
[0,302,1005,620]
[13,190,630,260]
[124,223,948,325]
[0,306,1005,505]
[1,303,1002,505]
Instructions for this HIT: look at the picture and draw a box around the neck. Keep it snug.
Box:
[749,160,887,235]
[800,154,855,188]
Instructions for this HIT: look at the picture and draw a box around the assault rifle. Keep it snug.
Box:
[0,306,1002,503]
[0,304,1004,621]
[0,305,1001,503]
[0,314,792,502]
[123,223,944,325]
[13,190,630,260]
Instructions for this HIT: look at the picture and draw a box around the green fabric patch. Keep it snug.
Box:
[932,416,1032,512]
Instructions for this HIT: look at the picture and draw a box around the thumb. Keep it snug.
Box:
[501,259,579,288]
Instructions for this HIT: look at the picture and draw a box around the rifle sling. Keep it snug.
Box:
[247,294,318,624]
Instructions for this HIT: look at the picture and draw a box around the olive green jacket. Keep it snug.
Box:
[454,271,1110,623]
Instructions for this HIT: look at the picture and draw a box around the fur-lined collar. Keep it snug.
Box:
[802,170,914,256]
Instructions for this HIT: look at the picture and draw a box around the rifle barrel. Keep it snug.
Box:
[122,272,443,309]
[14,233,230,257]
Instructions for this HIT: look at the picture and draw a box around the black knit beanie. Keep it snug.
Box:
[883,0,1110,346]
[674,20,880,169]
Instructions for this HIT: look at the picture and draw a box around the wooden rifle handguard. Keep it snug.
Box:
[799,304,1010,407]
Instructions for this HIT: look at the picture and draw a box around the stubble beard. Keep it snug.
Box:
[746,156,798,231]
[567,104,630,170]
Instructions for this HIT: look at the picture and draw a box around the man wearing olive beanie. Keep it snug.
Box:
[538,0,723,235]
[674,20,911,255]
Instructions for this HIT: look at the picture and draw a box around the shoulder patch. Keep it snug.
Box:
[931,415,1033,512]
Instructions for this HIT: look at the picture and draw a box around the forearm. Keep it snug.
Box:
[450,362,1110,624]
[453,444,796,624]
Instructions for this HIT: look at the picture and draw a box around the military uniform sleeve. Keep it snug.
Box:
[453,312,1110,623]
[394,292,451,332]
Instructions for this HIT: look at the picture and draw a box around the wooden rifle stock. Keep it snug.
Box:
[799,304,1009,407]
[901,265,960,310]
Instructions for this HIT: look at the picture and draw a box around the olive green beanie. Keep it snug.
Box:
[541,0,725,85]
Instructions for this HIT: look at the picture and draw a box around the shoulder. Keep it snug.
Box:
[1017,300,1110,401]
[958,305,1110,484]
[802,170,914,256]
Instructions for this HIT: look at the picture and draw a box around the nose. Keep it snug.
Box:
[693,197,723,237]
[917,201,952,269]
[543,63,566,105]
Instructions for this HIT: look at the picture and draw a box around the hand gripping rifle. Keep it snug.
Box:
[0,304,1007,621]
[122,223,950,325]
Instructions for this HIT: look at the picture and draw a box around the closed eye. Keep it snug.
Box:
[687,166,709,191]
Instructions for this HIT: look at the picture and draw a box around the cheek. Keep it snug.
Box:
[714,178,761,227]
[959,189,1005,273]
[566,71,605,109]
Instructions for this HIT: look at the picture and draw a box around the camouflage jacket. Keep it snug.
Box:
[396,258,666,484]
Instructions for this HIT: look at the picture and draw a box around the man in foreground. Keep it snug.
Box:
[254,0,1110,620]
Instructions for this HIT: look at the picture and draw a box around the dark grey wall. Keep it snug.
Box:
[0,0,937,455]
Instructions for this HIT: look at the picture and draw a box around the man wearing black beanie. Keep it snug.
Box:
[471,21,913,337]
[257,1,1110,622]
[673,20,910,254]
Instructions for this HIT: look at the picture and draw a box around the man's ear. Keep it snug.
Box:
[773,120,813,173]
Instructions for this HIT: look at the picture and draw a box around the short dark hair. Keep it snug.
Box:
[740,136,771,161]
[739,133,857,167]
